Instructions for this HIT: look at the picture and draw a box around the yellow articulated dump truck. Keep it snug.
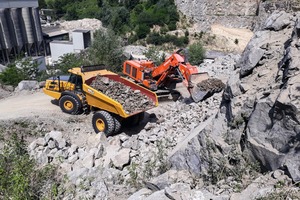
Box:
[43,65,158,136]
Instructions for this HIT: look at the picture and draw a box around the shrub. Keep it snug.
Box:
[146,32,165,45]
[0,133,58,199]
[0,58,39,87]
[87,29,123,72]
[147,33,189,48]
[54,53,87,75]
[136,24,151,39]
[234,38,239,45]
[144,47,165,65]
[188,42,206,65]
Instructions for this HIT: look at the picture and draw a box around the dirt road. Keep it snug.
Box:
[0,90,60,120]
[210,24,253,53]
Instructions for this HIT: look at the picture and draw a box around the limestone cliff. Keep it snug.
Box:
[175,0,300,31]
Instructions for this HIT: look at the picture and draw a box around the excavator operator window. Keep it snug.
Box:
[132,67,137,78]
[125,64,131,75]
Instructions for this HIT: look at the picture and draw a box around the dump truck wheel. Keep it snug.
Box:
[59,95,81,115]
[113,117,122,134]
[92,111,115,136]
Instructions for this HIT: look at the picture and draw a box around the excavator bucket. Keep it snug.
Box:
[190,73,226,102]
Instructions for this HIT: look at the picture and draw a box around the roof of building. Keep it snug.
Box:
[72,29,90,33]
[42,26,68,38]
[50,40,73,45]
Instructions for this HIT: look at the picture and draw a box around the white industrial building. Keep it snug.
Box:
[50,29,91,63]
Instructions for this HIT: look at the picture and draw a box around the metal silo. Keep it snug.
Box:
[32,7,43,53]
[9,8,24,53]
[0,9,13,62]
[21,7,34,55]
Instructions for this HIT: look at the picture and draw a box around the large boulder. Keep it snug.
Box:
[264,11,292,31]
[17,80,39,91]
[237,11,294,77]
[241,12,300,182]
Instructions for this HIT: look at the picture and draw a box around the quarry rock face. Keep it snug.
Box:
[168,10,300,187]
[240,12,300,182]
[174,0,300,31]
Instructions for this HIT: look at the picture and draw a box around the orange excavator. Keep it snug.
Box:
[123,49,225,102]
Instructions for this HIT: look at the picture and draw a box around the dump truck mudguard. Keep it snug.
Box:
[61,91,82,103]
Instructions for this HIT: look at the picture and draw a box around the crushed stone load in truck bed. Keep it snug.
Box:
[196,78,226,92]
[90,75,154,114]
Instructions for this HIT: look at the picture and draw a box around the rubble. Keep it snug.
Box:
[90,75,155,114]
[59,18,105,32]
[196,78,225,91]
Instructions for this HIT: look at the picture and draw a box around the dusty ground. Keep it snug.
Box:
[0,90,59,120]
[210,24,253,53]
[0,90,98,147]
[189,23,253,53]
[0,89,163,149]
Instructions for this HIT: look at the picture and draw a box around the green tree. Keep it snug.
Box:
[136,24,150,39]
[38,0,47,8]
[144,47,165,66]
[54,53,87,75]
[88,29,123,72]
[110,6,130,34]
[124,0,139,10]
[188,42,206,66]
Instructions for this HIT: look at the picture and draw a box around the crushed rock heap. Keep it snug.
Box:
[196,78,225,91]
[90,75,154,114]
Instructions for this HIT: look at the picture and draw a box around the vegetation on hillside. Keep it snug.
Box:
[0,133,59,199]
[0,58,40,87]
[39,0,180,42]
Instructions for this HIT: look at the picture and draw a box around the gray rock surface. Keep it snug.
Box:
[17,80,39,91]
[174,0,298,31]
[241,12,300,182]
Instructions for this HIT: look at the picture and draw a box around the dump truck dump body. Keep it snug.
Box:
[43,65,158,136]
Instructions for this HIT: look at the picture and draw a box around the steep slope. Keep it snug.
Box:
[166,10,300,199]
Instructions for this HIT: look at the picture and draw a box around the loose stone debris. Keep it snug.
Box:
[196,78,225,92]
[90,75,155,114]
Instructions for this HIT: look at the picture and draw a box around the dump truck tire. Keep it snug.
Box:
[59,95,81,115]
[92,111,115,136]
[113,117,122,134]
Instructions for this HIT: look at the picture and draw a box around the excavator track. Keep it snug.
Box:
[191,78,226,102]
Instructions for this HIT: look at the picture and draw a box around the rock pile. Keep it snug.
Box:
[90,75,155,114]
[196,78,225,92]
[59,18,105,32]
[29,131,131,199]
